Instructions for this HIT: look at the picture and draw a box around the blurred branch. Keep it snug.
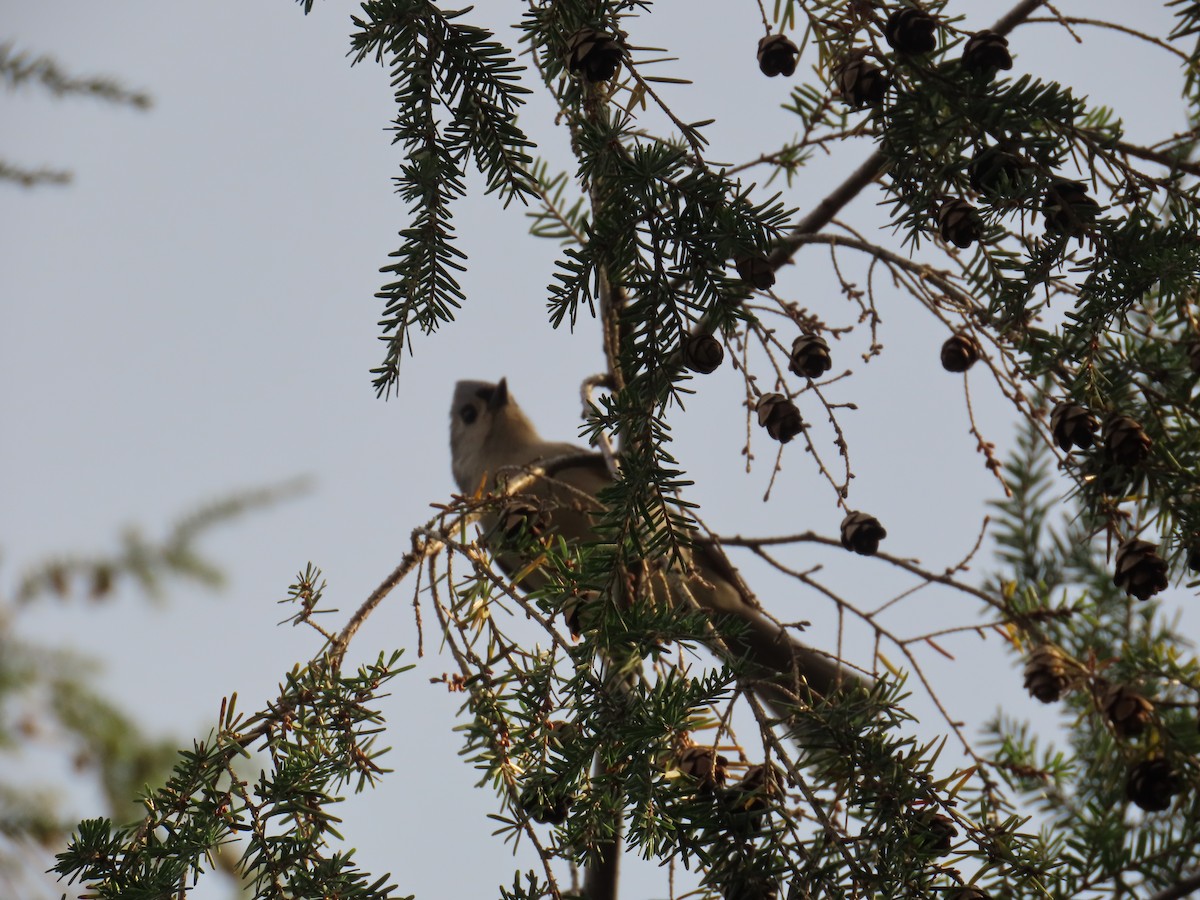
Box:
[0,43,152,108]
[8,477,310,605]
[0,159,71,187]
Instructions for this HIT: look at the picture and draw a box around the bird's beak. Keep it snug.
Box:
[488,377,509,411]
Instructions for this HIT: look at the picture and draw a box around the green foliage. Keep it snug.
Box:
[36,1,1200,898]
[304,1,1200,897]
[984,414,1200,897]
[53,647,412,900]
[525,159,589,248]
[869,10,1200,558]
[435,518,1062,898]
[340,1,537,397]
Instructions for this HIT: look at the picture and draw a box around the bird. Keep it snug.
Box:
[448,377,867,710]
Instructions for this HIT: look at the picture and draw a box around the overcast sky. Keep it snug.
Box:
[2,2,1193,898]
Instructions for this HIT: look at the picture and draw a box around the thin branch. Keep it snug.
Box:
[710,531,1004,612]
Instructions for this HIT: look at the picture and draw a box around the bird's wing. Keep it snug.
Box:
[487,451,868,700]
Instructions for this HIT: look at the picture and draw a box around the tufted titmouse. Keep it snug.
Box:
[448,378,866,706]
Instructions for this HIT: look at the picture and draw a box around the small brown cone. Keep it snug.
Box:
[1113,538,1169,601]
[961,30,1012,74]
[722,873,778,900]
[840,511,887,556]
[677,745,728,791]
[757,34,799,77]
[545,719,578,750]
[90,564,114,599]
[788,334,832,379]
[941,333,981,372]
[497,497,548,545]
[756,393,803,443]
[947,890,989,900]
[1050,402,1099,451]
[914,810,957,855]
[1103,414,1152,466]
[561,590,598,637]
[733,763,779,805]
[682,334,724,374]
[937,198,982,248]
[735,254,776,290]
[1023,644,1074,703]
[1043,179,1100,236]
[519,781,573,824]
[884,7,937,55]
[836,54,890,107]
[1098,682,1153,738]
[1188,542,1200,574]
[565,28,624,82]
[724,762,781,828]
[1126,758,1183,812]
[968,145,1026,199]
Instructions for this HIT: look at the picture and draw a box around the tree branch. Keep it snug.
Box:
[768,0,1049,276]
[1146,870,1200,900]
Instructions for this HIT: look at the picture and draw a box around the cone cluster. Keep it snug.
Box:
[519,782,572,824]
[1046,403,1167,593]
[669,761,781,842]
[721,874,778,900]
[560,590,598,637]
[1187,340,1200,374]
[915,810,958,855]
[725,763,780,823]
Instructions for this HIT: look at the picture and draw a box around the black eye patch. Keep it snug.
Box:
[459,404,478,424]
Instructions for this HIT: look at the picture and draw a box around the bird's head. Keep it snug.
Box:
[449,378,541,492]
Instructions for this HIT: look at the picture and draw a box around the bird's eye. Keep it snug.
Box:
[459,404,478,424]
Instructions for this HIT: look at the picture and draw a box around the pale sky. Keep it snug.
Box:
[2,2,1192,898]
